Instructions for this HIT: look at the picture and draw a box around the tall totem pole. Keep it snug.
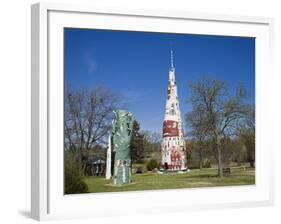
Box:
[161,50,187,171]
[111,110,134,185]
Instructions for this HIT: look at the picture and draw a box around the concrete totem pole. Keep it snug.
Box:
[161,50,187,171]
[112,110,134,185]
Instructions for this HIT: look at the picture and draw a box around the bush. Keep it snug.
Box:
[64,163,89,194]
[146,159,159,171]
[135,166,143,174]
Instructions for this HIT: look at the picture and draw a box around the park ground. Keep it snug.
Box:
[84,166,255,193]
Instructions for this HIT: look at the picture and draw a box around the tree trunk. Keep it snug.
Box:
[217,137,223,177]
[77,149,83,176]
[218,147,223,177]
[199,160,203,170]
[199,148,203,169]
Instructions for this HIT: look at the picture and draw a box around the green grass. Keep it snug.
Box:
[84,167,255,193]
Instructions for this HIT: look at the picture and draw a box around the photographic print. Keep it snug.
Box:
[64,28,255,194]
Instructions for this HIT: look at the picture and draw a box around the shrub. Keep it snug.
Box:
[146,159,159,171]
[136,166,143,174]
[64,163,89,194]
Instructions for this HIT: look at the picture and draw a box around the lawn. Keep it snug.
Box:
[84,166,255,193]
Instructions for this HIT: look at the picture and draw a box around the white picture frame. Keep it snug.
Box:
[31,2,274,221]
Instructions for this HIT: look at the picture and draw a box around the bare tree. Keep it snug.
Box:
[142,130,161,145]
[142,130,161,156]
[186,78,252,177]
[64,86,120,175]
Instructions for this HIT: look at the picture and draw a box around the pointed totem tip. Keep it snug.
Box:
[170,49,174,69]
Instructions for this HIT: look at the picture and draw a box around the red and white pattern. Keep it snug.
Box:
[161,50,187,171]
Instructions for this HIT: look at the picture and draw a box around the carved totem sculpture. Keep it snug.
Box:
[112,110,134,185]
[161,50,187,171]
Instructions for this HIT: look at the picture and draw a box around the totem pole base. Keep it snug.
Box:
[113,159,131,185]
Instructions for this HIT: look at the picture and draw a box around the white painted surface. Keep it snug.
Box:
[0,0,280,224]
[106,134,111,179]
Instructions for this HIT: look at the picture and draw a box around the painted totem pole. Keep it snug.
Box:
[161,50,187,171]
[112,110,134,185]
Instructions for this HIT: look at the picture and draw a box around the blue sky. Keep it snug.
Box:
[64,28,255,133]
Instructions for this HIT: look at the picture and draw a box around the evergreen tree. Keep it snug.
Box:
[131,120,145,163]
